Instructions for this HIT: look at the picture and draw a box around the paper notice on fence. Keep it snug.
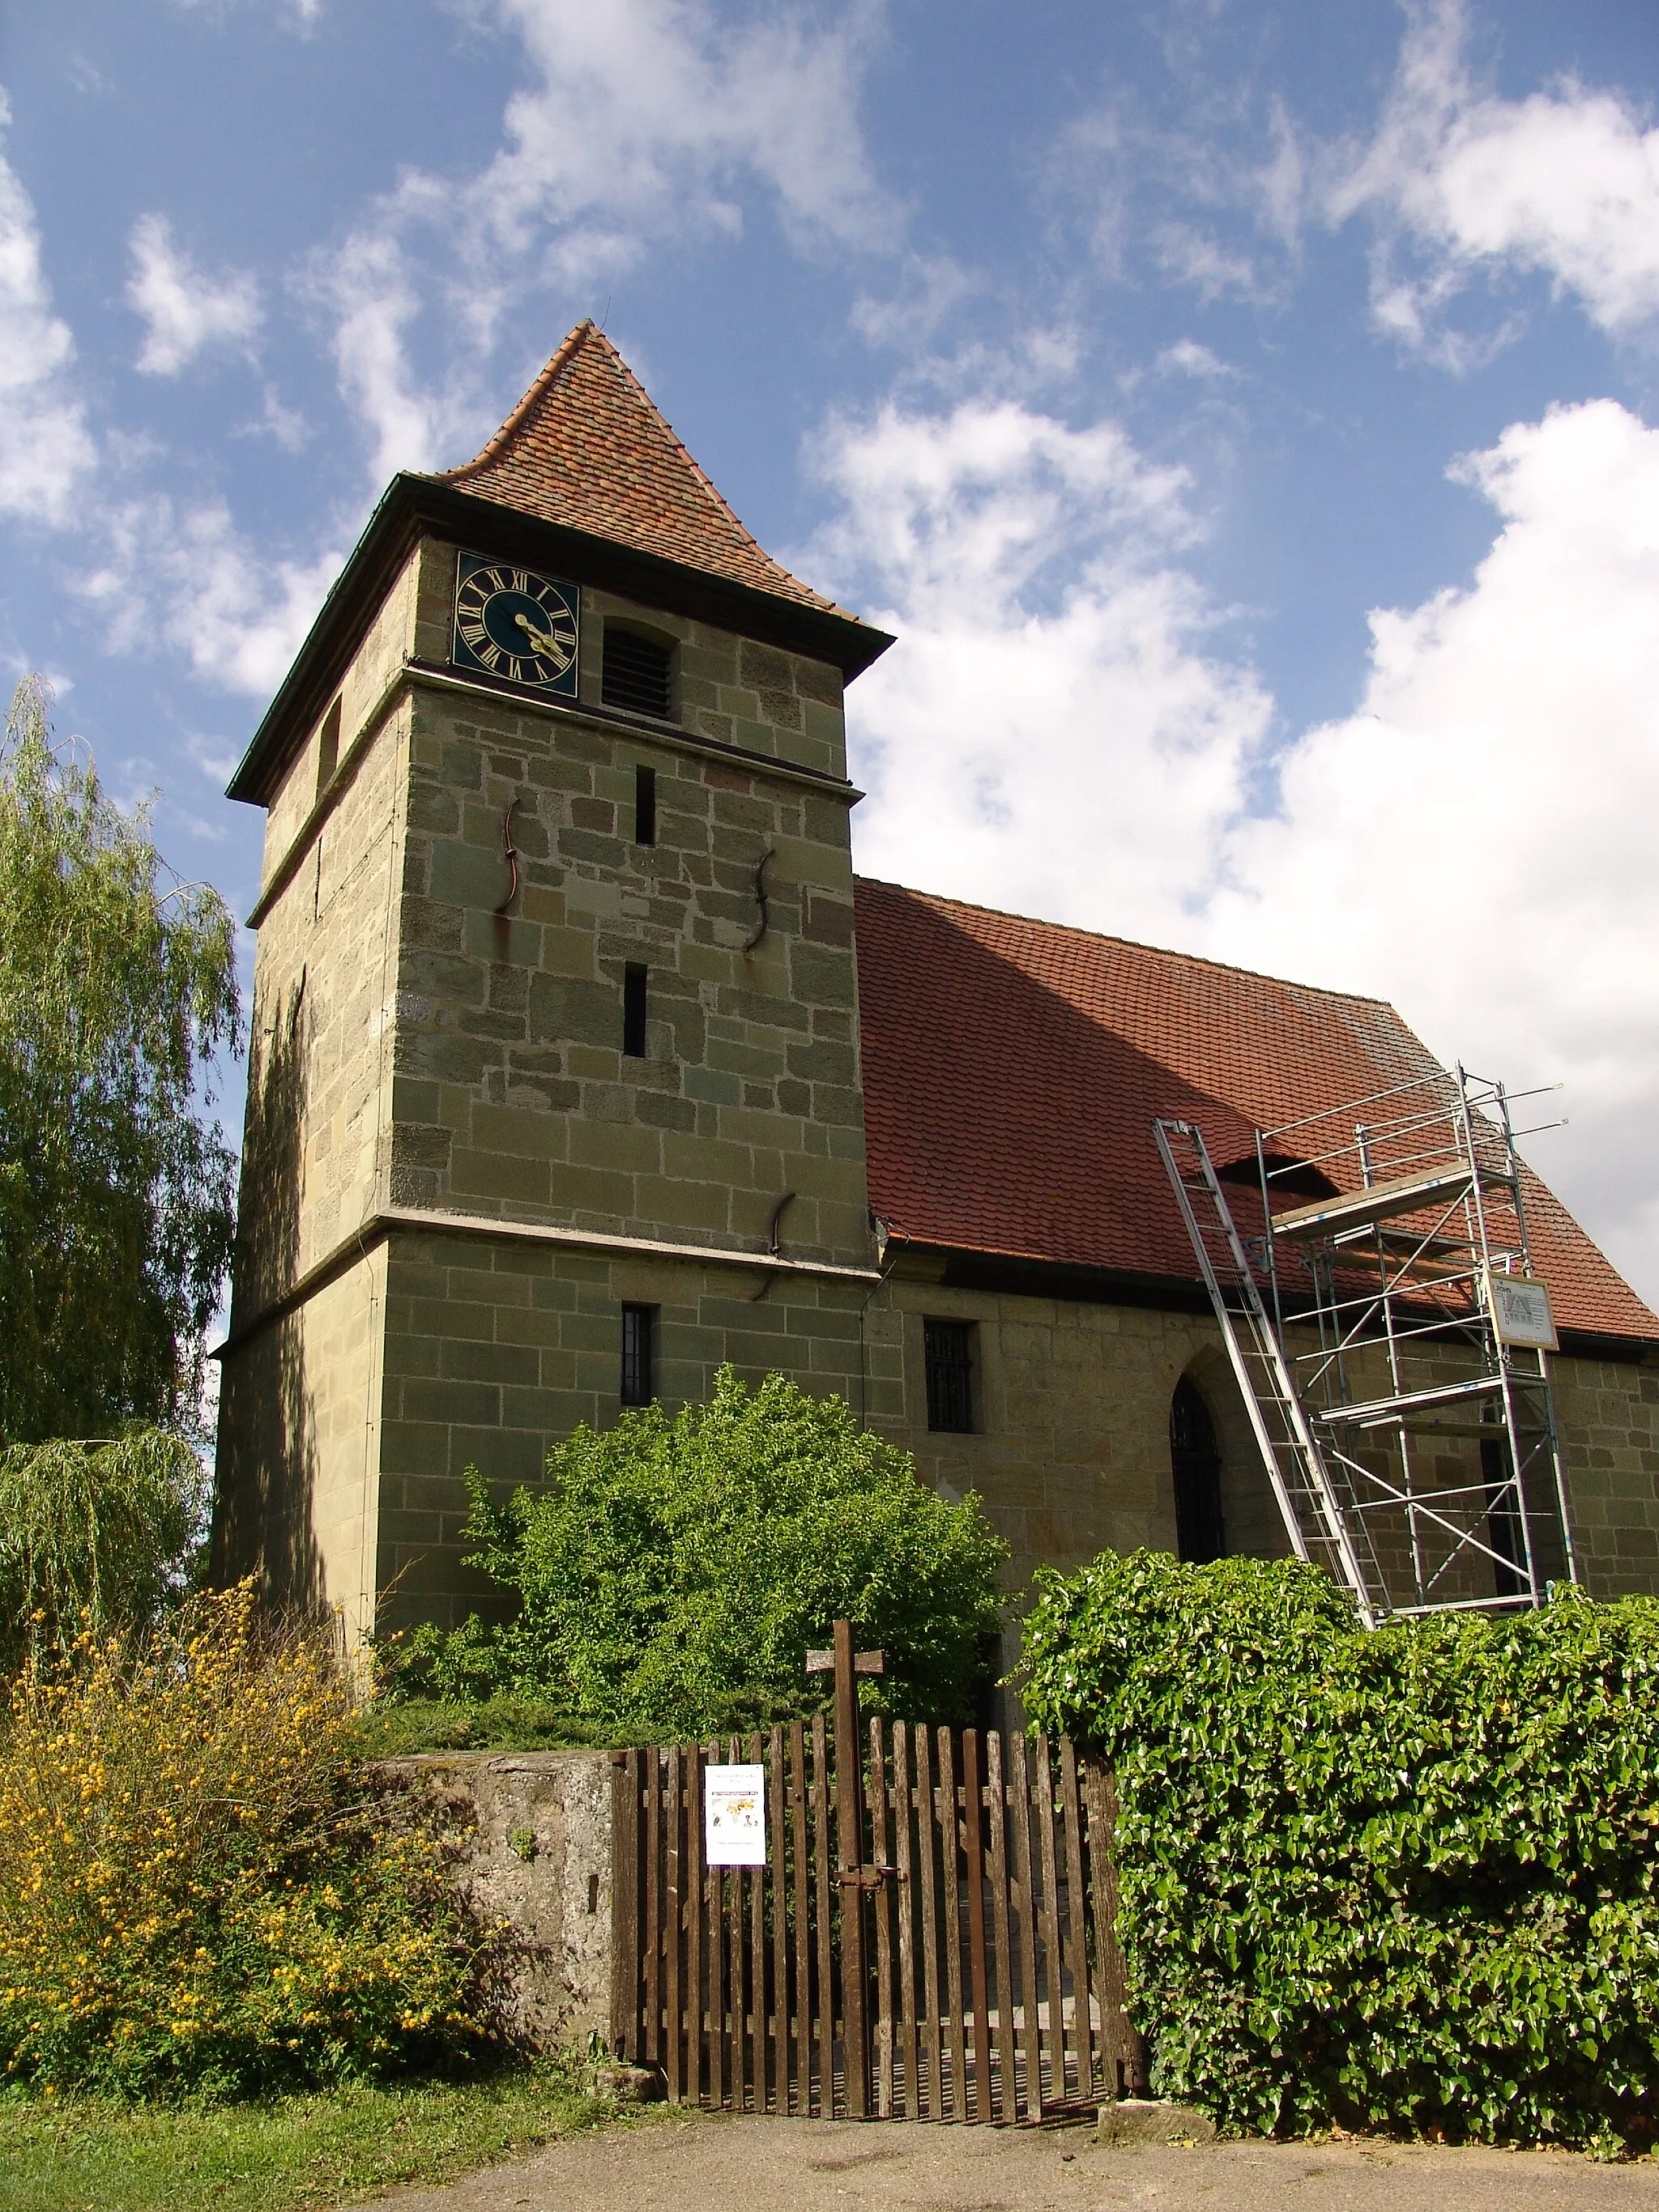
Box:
[1488,1272,1559,1351]
[704,1764,766,1865]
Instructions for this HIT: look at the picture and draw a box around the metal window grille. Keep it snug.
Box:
[603,628,672,718]
[622,965,648,1057]
[621,1304,655,1406]
[924,1319,975,1434]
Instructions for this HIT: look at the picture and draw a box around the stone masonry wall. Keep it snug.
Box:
[392,541,873,1274]
[215,1247,386,1634]
[375,1234,881,1629]
[374,1750,613,2052]
[215,552,418,1634]
[862,1269,1658,1646]
[1551,1353,1659,1596]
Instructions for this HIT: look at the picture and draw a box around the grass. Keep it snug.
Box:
[0,2061,630,2212]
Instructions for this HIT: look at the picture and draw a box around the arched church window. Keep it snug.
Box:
[1170,1376,1225,1564]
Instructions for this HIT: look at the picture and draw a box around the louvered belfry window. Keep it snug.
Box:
[603,626,672,718]
[923,1319,975,1434]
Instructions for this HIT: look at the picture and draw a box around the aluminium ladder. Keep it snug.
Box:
[1153,1117,1388,1627]
[1248,1068,1576,1617]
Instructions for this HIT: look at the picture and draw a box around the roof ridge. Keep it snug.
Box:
[582,328,798,588]
[443,319,595,483]
[851,873,1397,1010]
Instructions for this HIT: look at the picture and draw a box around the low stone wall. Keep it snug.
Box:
[373,1750,614,2049]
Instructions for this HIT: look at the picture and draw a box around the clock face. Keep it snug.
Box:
[452,554,580,694]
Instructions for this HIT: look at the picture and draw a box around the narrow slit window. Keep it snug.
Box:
[603,627,673,718]
[634,764,657,847]
[313,697,341,799]
[923,1319,975,1434]
[622,964,648,1058]
[621,1303,655,1407]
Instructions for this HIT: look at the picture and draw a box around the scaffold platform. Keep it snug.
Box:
[1155,1064,1577,1626]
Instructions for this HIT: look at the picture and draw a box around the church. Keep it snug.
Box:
[211,322,1659,1650]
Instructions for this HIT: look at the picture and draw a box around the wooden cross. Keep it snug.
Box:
[805,1619,885,2117]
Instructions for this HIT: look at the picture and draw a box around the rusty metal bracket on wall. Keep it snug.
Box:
[748,1190,797,1302]
[743,847,776,954]
[495,795,522,915]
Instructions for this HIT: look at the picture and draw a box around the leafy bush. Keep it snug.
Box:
[0,1429,206,1669]
[395,1367,1007,1739]
[1021,1550,1659,2152]
[0,1583,503,2099]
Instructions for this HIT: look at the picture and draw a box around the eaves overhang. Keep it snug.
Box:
[225,472,894,808]
[893,1238,1659,1358]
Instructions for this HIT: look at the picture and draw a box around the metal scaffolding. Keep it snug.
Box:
[1156,1065,1577,1626]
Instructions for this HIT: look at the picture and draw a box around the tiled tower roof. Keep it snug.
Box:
[853,876,1659,1345]
[439,320,852,617]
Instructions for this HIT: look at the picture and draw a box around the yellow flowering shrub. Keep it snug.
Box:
[0,1583,501,2098]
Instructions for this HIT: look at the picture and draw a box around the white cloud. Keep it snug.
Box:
[1209,399,1659,1298]
[127,214,262,376]
[0,93,96,526]
[476,0,890,266]
[1338,0,1659,348]
[851,254,979,351]
[1153,339,1237,380]
[816,376,1659,1305]
[808,394,1270,943]
[304,228,470,480]
[0,109,331,694]
[1049,76,1306,311]
[312,0,892,478]
[79,495,343,696]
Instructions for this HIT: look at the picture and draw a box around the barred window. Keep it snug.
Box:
[621,1304,656,1407]
[923,1318,975,1434]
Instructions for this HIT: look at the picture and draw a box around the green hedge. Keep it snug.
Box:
[1020,1551,1659,2151]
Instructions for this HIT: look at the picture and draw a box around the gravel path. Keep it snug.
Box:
[386,2109,1659,2212]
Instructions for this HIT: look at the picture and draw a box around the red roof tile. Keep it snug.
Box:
[440,322,857,620]
[854,877,1659,1345]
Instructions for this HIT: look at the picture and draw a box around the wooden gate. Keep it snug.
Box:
[609,1717,1145,2123]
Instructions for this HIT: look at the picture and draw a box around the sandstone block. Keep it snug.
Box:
[1094,2099,1216,2147]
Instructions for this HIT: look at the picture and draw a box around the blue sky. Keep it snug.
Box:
[6,0,1659,1300]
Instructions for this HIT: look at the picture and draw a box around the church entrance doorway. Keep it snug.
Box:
[1171,1375,1226,1564]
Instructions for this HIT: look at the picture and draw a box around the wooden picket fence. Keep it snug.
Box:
[609,1720,1144,2124]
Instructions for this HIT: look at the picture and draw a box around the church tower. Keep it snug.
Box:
[213,324,894,1641]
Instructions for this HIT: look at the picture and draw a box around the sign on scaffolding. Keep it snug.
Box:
[1488,1273,1559,1350]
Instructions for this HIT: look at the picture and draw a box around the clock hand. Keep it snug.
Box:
[514,611,563,656]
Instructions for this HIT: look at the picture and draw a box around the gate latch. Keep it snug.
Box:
[838,1863,895,1891]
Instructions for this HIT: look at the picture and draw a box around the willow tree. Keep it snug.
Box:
[0,676,241,1443]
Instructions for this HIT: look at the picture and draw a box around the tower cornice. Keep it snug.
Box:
[226,472,893,808]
